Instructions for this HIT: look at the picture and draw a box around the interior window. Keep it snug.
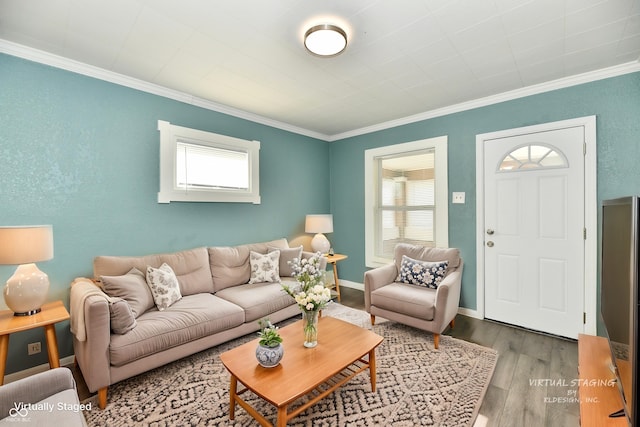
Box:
[157,120,260,204]
[365,136,448,267]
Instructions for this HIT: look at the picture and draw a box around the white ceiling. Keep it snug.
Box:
[1,0,639,140]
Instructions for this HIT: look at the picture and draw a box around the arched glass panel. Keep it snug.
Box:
[498,143,568,172]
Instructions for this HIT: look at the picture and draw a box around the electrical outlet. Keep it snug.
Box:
[27,342,41,355]
[452,192,466,204]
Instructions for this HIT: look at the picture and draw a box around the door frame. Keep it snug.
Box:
[475,116,597,335]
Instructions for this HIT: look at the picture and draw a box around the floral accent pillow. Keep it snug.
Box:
[249,251,280,284]
[146,263,182,311]
[396,255,449,289]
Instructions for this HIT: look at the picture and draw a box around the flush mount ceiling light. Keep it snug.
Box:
[304,24,347,57]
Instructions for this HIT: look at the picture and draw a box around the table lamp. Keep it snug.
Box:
[305,214,333,254]
[0,225,53,316]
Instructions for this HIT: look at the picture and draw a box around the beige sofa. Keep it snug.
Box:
[70,238,322,409]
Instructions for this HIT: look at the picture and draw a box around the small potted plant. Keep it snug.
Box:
[255,318,284,368]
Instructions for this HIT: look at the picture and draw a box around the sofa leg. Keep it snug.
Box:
[449,318,456,329]
[98,387,108,409]
[370,314,376,325]
[434,333,440,349]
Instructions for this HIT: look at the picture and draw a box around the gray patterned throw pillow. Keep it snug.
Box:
[249,251,280,284]
[146,263,182,311]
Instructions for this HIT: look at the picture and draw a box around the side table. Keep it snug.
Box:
[325,253,348,302]
[0,300,70,385]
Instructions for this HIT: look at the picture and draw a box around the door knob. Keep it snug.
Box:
[487,241,494,247]
[486,229,494,235]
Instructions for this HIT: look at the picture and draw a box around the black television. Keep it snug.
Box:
[601,196,639,426]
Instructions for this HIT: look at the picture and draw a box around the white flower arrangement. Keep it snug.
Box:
[282,252,332,312]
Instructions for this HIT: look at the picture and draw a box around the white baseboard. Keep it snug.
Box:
[458,307,482,319]
[339,279,364,291]
[3,355,75,384]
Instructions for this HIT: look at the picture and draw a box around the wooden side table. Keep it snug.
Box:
[325,253,347,302]
[0,300,70,384]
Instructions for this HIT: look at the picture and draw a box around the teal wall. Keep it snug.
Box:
[0,54,330,374]
[329,71,640,310]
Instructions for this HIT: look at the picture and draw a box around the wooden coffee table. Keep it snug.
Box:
[220,316,383,426]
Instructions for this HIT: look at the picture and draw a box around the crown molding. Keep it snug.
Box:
[2,39,638,143]
[330,60,640,141]
[0,39,331,141]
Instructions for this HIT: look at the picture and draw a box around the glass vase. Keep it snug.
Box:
[302,309,319,348]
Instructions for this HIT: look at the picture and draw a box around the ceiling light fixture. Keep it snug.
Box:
[304,24,347,57]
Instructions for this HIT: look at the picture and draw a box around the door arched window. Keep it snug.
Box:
[498,143,568,172]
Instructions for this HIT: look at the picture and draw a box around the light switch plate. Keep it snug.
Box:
[452,192,465,204]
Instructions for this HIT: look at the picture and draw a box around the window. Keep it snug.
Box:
[365,136,448,267]
[157,120,260,204]
[498,143,567,172]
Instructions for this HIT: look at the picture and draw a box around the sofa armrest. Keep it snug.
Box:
[0,368,76,418]
[72,295,112,393]
[364,263,398,311]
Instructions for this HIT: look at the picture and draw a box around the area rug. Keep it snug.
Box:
[83,304,497,426]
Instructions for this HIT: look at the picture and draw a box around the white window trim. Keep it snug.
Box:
[365,136,448,268]
[157,120,260,204]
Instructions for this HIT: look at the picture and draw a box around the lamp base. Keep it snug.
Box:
[311,233,331,254]
[3,263,49,316]
[13,308,42,317]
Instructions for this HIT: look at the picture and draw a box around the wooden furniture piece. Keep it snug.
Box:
[325,253,347,302]
[0,300,70,385]
[220,316,383,427]
[578,333,630,426]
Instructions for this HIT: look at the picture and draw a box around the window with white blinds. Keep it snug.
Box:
[365,137,448,267]
[157,120,260,204]
[176,142,249,190]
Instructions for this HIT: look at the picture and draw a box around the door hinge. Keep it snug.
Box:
[583,228,587,240]
[583,312,586,324]
[583,142,587,156]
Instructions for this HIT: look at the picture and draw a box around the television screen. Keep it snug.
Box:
[601,196,638,425]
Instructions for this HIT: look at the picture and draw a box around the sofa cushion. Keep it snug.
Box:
[94,247,214,297]
[109,298,137,334]
[209,238,289,291]
[394,244,460,273]
[370,282,436,321]
[109,294,245,367]
[269,245,302,277]
[146,263,182,311]
[249,251,280,284]
[396,255,448,289]
[100,268,154,318]
[215,279,297,323]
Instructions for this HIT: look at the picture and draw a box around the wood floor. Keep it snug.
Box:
[339,287,580,427]
[71,287,580,426]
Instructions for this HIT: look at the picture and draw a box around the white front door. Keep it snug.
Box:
[482,125,586,338]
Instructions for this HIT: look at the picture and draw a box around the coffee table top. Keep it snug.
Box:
[220,316,383,407]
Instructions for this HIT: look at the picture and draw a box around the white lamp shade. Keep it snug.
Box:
[0,225,53,265]
[305,215,333,234]
[0,225,53,315]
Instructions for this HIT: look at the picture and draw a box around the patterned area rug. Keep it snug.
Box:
[83,304,497,426]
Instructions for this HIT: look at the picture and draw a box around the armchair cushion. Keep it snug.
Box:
[396,255,448,289]
[370,282,436,320]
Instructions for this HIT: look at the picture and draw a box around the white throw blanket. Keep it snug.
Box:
[70,278,111,342]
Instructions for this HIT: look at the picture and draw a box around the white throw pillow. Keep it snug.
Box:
[146,263,182,311]
[249,251,280,284]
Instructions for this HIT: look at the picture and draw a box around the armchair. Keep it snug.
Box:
[0,368,88,426]
[364,243,463,349]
